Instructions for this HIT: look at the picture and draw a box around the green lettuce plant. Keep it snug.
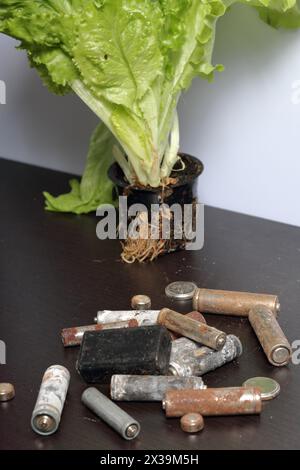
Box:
[1,0,300,213]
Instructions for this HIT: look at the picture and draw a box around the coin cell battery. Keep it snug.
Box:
[165,282,197,300]
[243,377,280,401]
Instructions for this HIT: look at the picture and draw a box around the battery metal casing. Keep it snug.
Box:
[95,310,160,326]
[180,413,204,433]
[169,335,242,377]
[193,288,280,317]
[249,305,291,366]
[77,325,172,383]
[169,337,200,376]
[0,383,15,402]
[110,375,206,401]
[31,365,70,436]
[131,295,151,310]
[163,387,262,417]
[169,311,206,341]
[82,387,140,440]
[158,308,227,350]
[61,320,138,347]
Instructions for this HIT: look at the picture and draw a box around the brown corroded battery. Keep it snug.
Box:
[248,305,291,366]
[180,413,204,433]
[163,387,262,417]
[169,311,206,341]
[193,288,280,317]
[158,308,226,350]
[61,320,138,347]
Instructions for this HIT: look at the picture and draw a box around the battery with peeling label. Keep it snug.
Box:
[77,325,172,383]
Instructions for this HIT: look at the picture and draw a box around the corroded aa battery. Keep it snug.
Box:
[31,365,70,435]
[110,375,206,401]
[158,308,226,350]
[193,335,243,376]
[163,387,262,417]
[94,310,160,326]
[82,387,140,440]
[249,305,291,366]
[169,311,207,341]
[193,288,280,317]
[61,320,138,347]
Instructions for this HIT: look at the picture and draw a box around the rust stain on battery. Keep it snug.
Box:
[163,387,262,417]
[61,319,139,347]
[158,308,226,350]
[193,288,280,317]
[249,305,291,366]
[169,311,206,341]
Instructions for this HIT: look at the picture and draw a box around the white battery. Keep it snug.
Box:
[31,365,70,436]
[94,310,160,326]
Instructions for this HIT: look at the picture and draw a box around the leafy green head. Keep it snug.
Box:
[1,0,300,211]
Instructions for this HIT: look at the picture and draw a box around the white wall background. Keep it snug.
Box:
[1,5,300,226]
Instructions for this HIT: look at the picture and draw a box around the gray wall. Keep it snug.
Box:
[1,5,300,225]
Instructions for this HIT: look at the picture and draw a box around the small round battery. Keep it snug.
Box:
[243,377,280,401]
[180,413,204,433]
[131,295,151,310]
[0,383,15,402]
[165,282,197,300]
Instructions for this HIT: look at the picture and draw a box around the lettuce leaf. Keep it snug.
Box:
[1,0,300,213]
[44,122,117,214]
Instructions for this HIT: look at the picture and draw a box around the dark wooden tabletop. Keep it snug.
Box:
[0,157,299,450]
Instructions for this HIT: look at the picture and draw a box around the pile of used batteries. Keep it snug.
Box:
[28,283,291,439]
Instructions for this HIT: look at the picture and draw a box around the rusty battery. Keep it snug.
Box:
[248,305,291,366]
[169,311,206,341]
[163,387,262,417]
[61,320,138,347]
[110,375,206,401]
[95,310,206,341]
[158,308,226,350]
[193,288,280,317]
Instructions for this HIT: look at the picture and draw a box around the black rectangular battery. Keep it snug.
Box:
[77,325,172,383]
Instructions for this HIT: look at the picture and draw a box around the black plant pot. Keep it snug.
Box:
[108,153,204,261]
[108,153,203,209]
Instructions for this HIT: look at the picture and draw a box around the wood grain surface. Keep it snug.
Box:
[0,158,299,450]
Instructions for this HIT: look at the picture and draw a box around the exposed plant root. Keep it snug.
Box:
[161,176,178,186]
[171,156,186,173]
[122,176,178,195]
[120,208,185,263]
[121,238,168,263]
